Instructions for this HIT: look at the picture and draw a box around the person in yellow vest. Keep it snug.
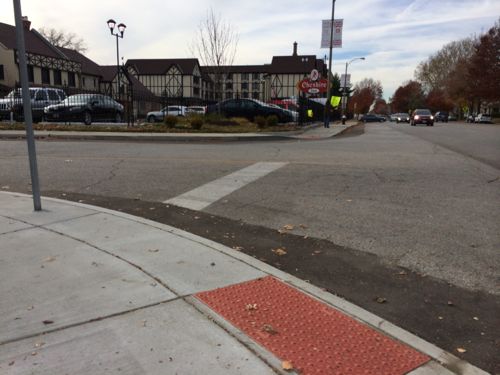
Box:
[307,109,313,119]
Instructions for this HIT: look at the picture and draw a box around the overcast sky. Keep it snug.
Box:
[2,0,499,98]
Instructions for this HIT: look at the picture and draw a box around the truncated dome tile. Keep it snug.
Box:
[196,276,429,375]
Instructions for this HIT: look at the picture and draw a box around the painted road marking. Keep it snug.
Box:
[164,162,288,210]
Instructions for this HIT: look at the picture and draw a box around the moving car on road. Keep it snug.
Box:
[410,109,434,126]
[360,113,386,123]
[207,98,295,123]
[394,113,410,123]
[44,94,124,125]
[434,111,449,122]
[147,106,187,122]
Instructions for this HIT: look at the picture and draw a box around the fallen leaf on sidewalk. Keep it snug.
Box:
[457,348,467,353]
[272,248,287,256]
[34,342,45,348]
[262,324,278,335]
[299,224,308,229]
[27,305,34,311]
[282,360,294,371]
[283,224,294,230]
[232,246,243,251]
[43,256,57,263]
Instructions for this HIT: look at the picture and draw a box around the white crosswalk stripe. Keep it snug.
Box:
[164,162,288,210]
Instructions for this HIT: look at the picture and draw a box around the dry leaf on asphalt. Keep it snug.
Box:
[272,248,287,256]
[282,360,294,371]
[457,348,467,353]
[283,224,294,230]
[375,297,387,304]
[299,224,308,229]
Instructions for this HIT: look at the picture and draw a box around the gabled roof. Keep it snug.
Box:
[268,55,323,74]
[100,65,154,98]
[126,58,201,75]
[57,47,101,76]
[202,65,269,74]
[0,22,65,59]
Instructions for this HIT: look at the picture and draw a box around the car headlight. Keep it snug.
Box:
[414,115,420,120]
[430,116,434,120]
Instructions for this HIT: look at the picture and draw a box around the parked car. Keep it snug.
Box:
[466,113,476,123]
[0,87,66,122]
[268,103,299,122]
[44,94,124,125]
[186,106,206,115]
[147,106,187,122]
[394,113,410,123]
[447,113,457,121]
[360,113,386,123]
[410,109,434,126]
[474,113,492,123]
[434,111,449,122]
[207,98,295,123]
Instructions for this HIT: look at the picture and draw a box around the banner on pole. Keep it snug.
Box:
[321,19,343,48]
[340,74,351,88]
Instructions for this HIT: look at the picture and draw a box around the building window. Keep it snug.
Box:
[0,65,4,80]
[54,70,62,85]
[82,77,86,86]
[225,91,233,99]
[241,82,248,90]
[68,72,76,87]
[193,76,200,85]
[194,87,200,96]
[27,65,34,83]
[252,92,260,99]
[252,82,260,90]
[94,78,97,88]
[41,68,50,84]
[226,73,233,81]
[242,92,249,98]
[225,82,233,90]
[241,73,249,81]
[252,73,260,80]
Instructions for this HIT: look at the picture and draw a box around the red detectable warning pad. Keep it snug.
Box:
[196,276,429,375]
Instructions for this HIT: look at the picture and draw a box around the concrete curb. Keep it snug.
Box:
[0,122,356,143]
[0,191,488,375]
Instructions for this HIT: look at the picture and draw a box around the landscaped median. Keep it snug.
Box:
[0,114,300,134]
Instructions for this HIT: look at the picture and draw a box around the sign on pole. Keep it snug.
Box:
[340,73,351,88]
[321,19,343,48]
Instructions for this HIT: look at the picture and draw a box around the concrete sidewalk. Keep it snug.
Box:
[0,121,356,143]
[0,192,488,374]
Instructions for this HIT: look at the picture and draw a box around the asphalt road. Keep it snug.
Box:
[1,122,499,372]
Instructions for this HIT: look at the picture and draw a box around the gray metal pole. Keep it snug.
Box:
[342,61,348,121]
[116,35,120,99]
[13,0,41,211]
[323,0,336,128]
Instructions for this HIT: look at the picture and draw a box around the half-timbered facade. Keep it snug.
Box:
[126,58,204,100]
[0,18,84,90]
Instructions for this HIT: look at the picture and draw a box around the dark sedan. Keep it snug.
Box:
[360,114,386,123]
[44,94,124,125]
[207,99,294,123]
[410,109,434,126]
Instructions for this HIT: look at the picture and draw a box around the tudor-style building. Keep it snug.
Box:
[0,18,85,91]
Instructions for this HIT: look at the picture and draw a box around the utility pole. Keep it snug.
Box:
[13,0,41,211]
[323,0,336,128]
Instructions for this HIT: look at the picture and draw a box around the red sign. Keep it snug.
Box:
[297,78,328,94]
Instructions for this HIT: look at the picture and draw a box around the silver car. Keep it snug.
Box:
[147,106,187,122]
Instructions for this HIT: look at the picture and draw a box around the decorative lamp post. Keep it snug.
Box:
[107,19,126,99]
[342,57,365,124]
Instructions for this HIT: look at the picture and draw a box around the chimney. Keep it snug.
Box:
[22,16,31,30]
[293,41,298,56]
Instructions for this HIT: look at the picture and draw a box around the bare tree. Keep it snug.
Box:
[38,27,88,53]
[414,37,476,93]
[353,78,383,100]
[190,8,239,102]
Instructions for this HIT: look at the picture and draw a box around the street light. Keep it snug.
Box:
[342,57,365,124]
[107,19,126,99]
